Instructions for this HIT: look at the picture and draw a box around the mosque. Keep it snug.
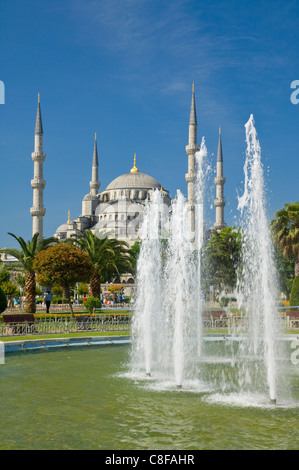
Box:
[30,86,226,246]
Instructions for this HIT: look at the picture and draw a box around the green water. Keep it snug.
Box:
[0,345,299,450]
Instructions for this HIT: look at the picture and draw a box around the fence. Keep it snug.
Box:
[1,306,298,338]
[0,315,131,337]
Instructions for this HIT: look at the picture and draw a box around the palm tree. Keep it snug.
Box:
[70,230,132,299]
[270,202,299,277]
[0,233,57,313]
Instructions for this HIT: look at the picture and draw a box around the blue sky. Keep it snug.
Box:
[0,0,298,248]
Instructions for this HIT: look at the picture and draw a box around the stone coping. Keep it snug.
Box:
[1,335,131,353]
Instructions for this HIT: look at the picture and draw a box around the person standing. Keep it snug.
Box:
[45,290,53,313]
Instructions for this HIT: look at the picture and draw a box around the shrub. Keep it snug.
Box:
[84,297,101,314]
[220,296,237,307]
[0,287,7,313]
[290,276,299,306]
[108,285,124,292]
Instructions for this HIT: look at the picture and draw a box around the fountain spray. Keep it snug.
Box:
[237,114,279,404]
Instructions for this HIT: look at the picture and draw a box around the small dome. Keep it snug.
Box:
[106,172,161,191]
[55,223,70,233]
[83,193,98,201]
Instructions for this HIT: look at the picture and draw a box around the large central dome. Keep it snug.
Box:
[106,171,162,191]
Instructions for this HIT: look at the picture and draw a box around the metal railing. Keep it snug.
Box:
[1,306,298,337]
[0,316,131,337]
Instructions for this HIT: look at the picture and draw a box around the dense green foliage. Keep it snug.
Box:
[274,247,295,299]
[129,241,140,278]
[0,286,7,313]
[290,276,299,306]
[271,202,299,278]
[0,233,56,313]
[69,230,132,299]
[84,297,102,314]
[202,226,242,292]
[33,244,93,317]
[0,263,10,284]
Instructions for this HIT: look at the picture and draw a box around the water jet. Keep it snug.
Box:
[130,117,290,406]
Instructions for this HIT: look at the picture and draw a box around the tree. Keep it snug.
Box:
[0,262,10,285]
[77,283,89,297]
[0,233,57,313]
[274,247,295,299]
[129,241,140,278]
[0,281,19,298]
[0,286,7,313]
[271,202,299,278]
[202,226,242,292]
[70,230,132,299]
[33,244,93,317]
[51,286,63,297]
[290,276,299,306]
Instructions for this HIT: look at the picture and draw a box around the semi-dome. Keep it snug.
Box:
[106,172,162,191]
[55,223,70,233]
[83,193,98,201]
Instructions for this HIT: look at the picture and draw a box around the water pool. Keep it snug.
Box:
[1,344,299,450]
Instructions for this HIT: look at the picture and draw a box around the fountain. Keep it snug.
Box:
[130,137,209,388]
[235,114,283,404]
[130,118,290,406]
[130,189,163,378]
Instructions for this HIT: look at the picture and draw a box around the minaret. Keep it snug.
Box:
[185,83,200,234]
[90,133,100,195]
[214,127,226,230]
[30,93,46,239]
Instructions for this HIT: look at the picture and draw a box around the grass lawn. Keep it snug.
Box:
[1,330,130,342]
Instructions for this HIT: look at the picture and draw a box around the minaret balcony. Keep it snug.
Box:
[214,199,226,207]
[31,152,46,162]
[90,182,100,191]
[214,176,226,185]
[31,178,46,189]
[185,173,195,183]
[214,222,227,231]
[185,144,200,155]
[30,207,46,217]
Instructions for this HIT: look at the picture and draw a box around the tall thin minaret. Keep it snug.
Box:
[90,133,100,195]
[185,83,200,233]
[214,127,226,230]
[30,93,46,239]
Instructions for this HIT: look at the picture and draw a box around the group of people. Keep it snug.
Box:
[8,290,130,313]
[101,292,127,307]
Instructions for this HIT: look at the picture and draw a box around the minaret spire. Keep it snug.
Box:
[130,153,139,173]
[185,83,200,235]
[189,82,197,127]
[35,93,43,135]
[90,133,100,195]
[30,93,46,239]
[214,127,226,231]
